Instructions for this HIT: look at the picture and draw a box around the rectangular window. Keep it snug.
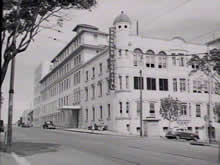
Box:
[126,76,129,89]
[173,78,177,92]
[162,57,167,68]
[100,106,103,120]
[203,80,208,93]
[99,82,102,96]
[146,78,156,90]
[92,85,95,99]
[85,88,88,101]
[133,55,138,66]
[151,56,155,68]
[172,56,176,65]
[179,57,184,66]
[196,104,201,117]
[193,80,202,93]
[92,107,95,121]
[86,71,89,81]
[92,67,95,78]
[159,79,168,91]
[181,104,187,115]
[119,102,122,114]
[86,109,88,121]
[149,103,155,117]
[108,104,111,119]
[134,77,144,89]
[126,102,129,113]
[99,63,102,74]
[119,76,122,89]
[180,78,186,92]
[146,56,150,67]
[158,57,167,68]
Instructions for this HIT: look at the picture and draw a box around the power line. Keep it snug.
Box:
[145,0,193,29]
[189,27,220,42]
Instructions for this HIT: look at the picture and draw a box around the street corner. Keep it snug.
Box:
[0,152,19,165]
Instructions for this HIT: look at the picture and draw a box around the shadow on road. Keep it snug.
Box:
[1,141,60,156]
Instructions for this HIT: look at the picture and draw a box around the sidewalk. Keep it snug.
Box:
[59,127,138,137]
[0,133,18,165]
[58,128,220,148]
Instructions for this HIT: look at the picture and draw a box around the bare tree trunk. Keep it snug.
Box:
[0,59,10,88]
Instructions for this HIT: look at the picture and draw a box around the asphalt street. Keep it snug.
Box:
[0,127,219,165]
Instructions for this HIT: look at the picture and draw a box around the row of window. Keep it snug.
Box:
[133,77,211,93]
[117,49,200,70]
[73,88,81,105]
[73,71,81,85]
[44,54,82,88]
[85,104,111,121]
[85,80,106,101]
[133,77,169,91]
[85,63,104,81]
[118,101,205,118]
[53,37,82,68]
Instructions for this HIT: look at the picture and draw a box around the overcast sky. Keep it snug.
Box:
[2,0,220,123]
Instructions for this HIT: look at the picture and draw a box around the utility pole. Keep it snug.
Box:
[7,0,20,149]
[139,70,143,137]
[7,57,15,147]
[207,47,212,144]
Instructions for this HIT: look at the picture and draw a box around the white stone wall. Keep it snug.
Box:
[35,15,220,139]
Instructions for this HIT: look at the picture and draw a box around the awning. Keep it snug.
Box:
[58,105,81,111]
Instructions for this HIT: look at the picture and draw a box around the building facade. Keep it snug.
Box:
[36,12,220,140]
[33,62,51,127]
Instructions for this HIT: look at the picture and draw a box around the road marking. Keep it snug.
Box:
[11,152,32,165]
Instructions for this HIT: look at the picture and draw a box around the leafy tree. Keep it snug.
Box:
[187,48,220,84]
[1,0,96,88]
[160,96,183,129]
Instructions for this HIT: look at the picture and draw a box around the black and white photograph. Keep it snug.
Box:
[0,0,220,164]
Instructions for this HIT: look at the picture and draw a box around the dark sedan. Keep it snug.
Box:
[42,121,56,129]
[165,131,199,141]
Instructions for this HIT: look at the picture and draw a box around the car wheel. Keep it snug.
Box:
[176,136,180,140]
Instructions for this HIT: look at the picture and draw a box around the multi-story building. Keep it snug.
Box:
[33,62,51,126]
[37,12,220,140]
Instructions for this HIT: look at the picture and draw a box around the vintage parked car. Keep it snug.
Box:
[165,131,199,141]
[42,121,56,129]
[0,120,4,132]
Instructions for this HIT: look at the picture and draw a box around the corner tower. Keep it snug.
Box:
[113,11,131,49]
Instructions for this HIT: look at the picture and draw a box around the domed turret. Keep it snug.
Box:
[113,11,131,49]
[113,11,131,25]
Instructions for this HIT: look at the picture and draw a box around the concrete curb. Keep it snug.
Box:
[190,141,219,148]
[57,128,137,137]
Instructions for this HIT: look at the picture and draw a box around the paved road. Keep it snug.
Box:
[1,127,219,165]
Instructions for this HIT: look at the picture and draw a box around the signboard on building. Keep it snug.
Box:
[108,27,116,90]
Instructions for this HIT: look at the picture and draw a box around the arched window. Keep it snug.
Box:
[146,50,155,55]
[133,48,143,66]
[134,48,143,54]
[146,50,155,68]
[159,51,166,55]
[158,51,167,68]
